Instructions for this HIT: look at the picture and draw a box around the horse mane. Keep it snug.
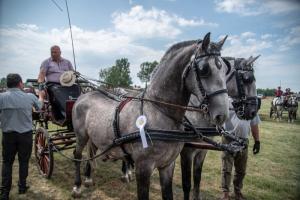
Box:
[150,40,197,81]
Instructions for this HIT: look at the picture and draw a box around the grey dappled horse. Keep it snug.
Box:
[71,32,229,200]
[180,56,259,200]
[287,95,298,123]
[271,96,284,121]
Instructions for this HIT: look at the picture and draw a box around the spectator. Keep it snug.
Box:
[0,73,42,200]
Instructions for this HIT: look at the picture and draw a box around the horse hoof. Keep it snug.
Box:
[121,176,130,183]
[71,186,81,198]
[84,177,94,187]
[128,174,134,182]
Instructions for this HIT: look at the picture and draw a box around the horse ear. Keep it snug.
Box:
[201,32,211,52]
[216,35,228,50]
[247,55,261,65]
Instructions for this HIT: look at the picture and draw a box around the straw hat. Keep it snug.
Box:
[59,71,76,87]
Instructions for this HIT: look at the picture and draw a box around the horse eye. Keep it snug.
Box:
[215,58,222,69]
[199,63,211,77]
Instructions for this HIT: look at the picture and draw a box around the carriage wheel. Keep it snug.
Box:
[34,127,54,179]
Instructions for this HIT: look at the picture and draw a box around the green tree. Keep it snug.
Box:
[99,58,132,87]
[257,88,276,96]
[137,61,158,83]
[0,77,7,88]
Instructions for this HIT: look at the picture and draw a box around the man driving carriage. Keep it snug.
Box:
[274,86,283,97]
[283,88,293,108]
[37,45,80,122]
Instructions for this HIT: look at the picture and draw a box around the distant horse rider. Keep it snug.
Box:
[274,86,283,97]
[283,88,292,108]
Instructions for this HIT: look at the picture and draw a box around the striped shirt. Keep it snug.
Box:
[0,88,42,133]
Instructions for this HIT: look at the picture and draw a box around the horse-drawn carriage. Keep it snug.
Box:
[21,33,262,200]
[26,76,237,179]
[270,95,298,122]
[26,78,93,178]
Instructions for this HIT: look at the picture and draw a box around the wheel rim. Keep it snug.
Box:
[34,128,53,178]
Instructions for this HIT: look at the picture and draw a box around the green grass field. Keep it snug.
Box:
[1,97,300,200]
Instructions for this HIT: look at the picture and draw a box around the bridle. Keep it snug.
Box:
[182,47,228,113]
[224,58,257,119]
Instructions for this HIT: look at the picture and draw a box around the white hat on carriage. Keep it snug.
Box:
[60,70,76,87]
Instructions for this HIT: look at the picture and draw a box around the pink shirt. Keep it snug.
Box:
[40,57,73,83]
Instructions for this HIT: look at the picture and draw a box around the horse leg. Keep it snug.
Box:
[135,161,154,200]
[159,161,175,200]
[128,161,134,181]
[192,151,207,200]
[84,141,97,187]
[121,160,131,183]
[180,151,193,200]
[72,135,89,198]
[83,162,94,187]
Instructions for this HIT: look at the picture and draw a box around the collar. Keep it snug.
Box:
[50,57,62,62]
[7,88,22,92]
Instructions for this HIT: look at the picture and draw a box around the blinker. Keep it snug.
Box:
[242,71,255,84]
[215,57,222,69]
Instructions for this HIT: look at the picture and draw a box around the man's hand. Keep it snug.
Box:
[253,140,260,154]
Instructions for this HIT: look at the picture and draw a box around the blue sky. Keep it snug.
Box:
[1,0,300,91]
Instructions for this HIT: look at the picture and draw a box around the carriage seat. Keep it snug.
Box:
[46,82,81,123]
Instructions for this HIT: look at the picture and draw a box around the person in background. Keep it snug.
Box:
[220,99,261,200]
[0,74,42,200]
[274,86,283,97]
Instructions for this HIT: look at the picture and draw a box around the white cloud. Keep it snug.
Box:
[17,23,39,31]
[255,54,300,91]
[215,0,262,16]
[112,5,218,39]
[215,0,300,16]
[222,32,272,57]
[277,25,300,51]
[261,34,273,39]
[241,31,256,38]
[220,31,300,91]
[0,24,164,85]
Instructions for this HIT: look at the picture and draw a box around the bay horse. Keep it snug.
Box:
[71,32,229,200]
[180,55,259,200]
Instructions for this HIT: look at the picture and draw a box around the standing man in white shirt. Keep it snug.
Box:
[220,99,261,200]
[0,74,42,200]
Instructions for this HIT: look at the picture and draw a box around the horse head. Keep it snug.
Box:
[288,95,298,107]
[183,32,229,125]
[224,55,260,120]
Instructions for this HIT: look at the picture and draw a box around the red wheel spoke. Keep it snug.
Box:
[43,157,49,174]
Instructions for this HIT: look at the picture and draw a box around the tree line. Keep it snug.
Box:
[256,88,276,96]
[99,58,158,88]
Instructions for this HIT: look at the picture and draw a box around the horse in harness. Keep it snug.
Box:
[180,55,259,200]
[71,33,231,199]
[287,95,298,123]
[270,96,284,121]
